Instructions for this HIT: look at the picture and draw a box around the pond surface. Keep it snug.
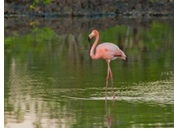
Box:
[4,16,174,128]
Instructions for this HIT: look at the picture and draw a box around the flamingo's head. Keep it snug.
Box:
[88,30,98,42]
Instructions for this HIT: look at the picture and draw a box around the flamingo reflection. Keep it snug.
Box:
[105,78,115,128]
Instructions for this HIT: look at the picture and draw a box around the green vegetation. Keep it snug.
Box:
[30,0,52,9]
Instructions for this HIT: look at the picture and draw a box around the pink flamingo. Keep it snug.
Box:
[88,30,126,99]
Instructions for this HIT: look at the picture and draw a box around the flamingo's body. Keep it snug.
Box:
[88,30,126,99]
[93,42,126,60]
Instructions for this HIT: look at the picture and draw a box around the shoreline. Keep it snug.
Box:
[4,16,174,37]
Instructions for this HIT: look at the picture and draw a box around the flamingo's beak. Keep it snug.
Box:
[88,32,94,42]
[88,36,91,42]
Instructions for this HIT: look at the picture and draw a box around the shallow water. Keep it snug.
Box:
[4,16,174,128]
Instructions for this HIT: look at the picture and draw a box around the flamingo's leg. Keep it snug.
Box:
[107,60,115,99]
[105,61,110,99]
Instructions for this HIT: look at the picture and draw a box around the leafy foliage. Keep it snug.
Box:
[30,0,52,9]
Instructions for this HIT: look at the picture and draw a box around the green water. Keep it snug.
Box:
[4,17,174,128]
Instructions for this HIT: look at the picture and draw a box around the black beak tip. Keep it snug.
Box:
[88,37,90,42]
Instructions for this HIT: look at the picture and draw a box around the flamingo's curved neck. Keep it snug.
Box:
[90,32,99,59]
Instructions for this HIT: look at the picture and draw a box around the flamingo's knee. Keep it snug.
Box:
[106,76,109,80]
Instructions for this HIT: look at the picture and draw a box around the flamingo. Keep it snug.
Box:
[88,30,126,99]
